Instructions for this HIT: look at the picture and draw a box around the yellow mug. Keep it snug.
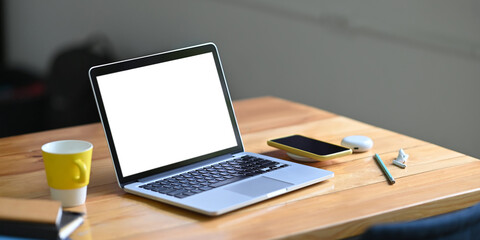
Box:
[42,140,93,207]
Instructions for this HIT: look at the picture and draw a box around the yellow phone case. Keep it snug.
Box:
[267,135,352,161]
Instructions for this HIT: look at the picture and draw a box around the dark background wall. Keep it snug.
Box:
[0,1,3,66]
[2,0,480,158]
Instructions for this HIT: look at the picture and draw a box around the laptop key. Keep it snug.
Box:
[175,191,198,199]
[209,176,248,188]
[167,189,188,196]
[261,162,277,168]
[200,186,213,191]
[183,191,196,196]
[153,187,176,194]
[174,194,189,199]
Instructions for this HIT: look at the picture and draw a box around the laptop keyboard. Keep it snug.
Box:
[139,155,289,199]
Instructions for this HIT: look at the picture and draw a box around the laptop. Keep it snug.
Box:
[89,43,333,216]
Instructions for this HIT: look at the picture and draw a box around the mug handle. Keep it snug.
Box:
[74,159,88,184]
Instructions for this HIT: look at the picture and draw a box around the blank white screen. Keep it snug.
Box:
[97,53,237,177]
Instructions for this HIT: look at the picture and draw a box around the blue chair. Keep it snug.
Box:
[359,203,480,240]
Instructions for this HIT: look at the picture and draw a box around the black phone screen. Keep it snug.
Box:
[271,135,349,155]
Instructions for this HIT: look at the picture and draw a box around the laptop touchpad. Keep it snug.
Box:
[226,176,293,197]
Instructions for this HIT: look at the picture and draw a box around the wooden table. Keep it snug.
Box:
[1,96,480,239]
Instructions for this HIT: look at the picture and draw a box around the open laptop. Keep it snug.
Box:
[89,43,333,216]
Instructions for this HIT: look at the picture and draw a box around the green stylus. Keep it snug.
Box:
[374,153,395,184]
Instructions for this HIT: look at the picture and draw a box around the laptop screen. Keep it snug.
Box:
[92,46,240,179]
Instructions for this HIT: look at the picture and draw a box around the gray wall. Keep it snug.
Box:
[5,0,480,157]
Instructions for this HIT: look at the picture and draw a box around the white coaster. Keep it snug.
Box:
[286,152,317,162]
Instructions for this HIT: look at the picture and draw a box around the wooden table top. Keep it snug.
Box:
[1,96,480,239]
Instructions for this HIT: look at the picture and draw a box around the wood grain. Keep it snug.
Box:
[1,96,479,240]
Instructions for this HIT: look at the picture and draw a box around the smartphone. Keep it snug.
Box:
[267,135,352,161]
